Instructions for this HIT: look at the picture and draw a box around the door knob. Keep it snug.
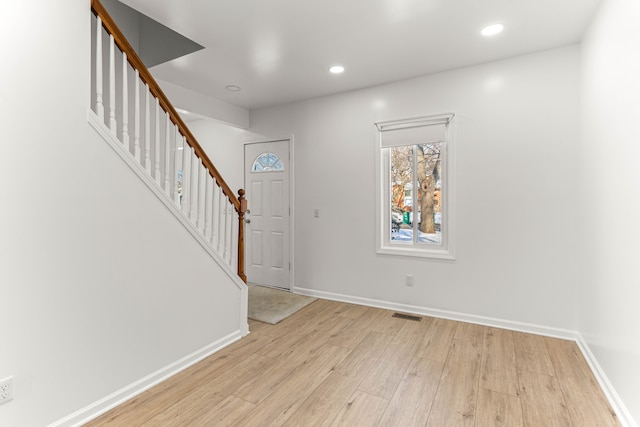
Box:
[245,219,251,224]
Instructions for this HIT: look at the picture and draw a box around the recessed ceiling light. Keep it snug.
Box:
[329,65,345,74]
[225,84,242,92]
[481,24,504,37]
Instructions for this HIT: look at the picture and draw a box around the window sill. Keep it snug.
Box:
[377,245,455,260]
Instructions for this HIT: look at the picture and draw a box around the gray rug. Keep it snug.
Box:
[248,283,317,324]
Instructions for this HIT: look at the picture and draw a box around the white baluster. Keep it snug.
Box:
[230,208,238,268]
[121,51,129,151]
[164,112,171,194]
[203,173,212,239]
[190,151,198,224]
[181,144,191,217]
[134,71,141,163]
[217,188,226,255]
[225,200,232,264]
[95,17,104,121]
[197,165,205,231]
[144,86,151,173]
[154,98,161,184]
[174,135,184,206]
[109,35,116,134]
[212,180,220,249]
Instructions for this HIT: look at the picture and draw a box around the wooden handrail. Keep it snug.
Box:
[91,0,247,282]
[91,0,240,212]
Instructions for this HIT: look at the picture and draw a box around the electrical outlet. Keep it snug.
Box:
[0,377,14,405]
[405,274,414,287]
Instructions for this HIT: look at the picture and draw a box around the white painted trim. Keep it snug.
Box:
[88,110,248,336]
[289,134,296,290]
[575,335,638,427]
[375,113,457,260]
[48,331,242,427]
[293,285,636,426]
[292,286,576,339]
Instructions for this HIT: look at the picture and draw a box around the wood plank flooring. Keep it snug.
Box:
[86,299,620,426]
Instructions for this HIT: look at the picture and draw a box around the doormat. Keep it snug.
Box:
[248,283,317,324]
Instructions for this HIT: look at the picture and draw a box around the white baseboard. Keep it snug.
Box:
[575,335,638,427]
[292,286,636,427]
[48,331,242,427]
[293,286,577,340]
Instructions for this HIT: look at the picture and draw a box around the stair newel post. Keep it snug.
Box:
[237,189,247,283]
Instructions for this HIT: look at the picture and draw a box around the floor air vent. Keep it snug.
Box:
[392,312,422,322]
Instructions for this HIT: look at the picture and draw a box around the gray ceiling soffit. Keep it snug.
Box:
[101,0,204,69]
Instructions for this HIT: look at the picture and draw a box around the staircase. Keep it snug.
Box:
[89,0,247,283]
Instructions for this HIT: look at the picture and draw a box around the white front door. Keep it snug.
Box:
[244,140,290,289]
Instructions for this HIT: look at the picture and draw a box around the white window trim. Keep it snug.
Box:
[375,113,456,260]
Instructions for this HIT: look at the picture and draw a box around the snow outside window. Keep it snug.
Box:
[375,113,456,259]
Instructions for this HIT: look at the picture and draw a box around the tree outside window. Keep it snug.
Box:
[376,113,455,259]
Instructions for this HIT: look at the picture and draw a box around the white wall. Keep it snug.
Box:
[0,1,242,426]
[188,119,246,195]
[250,46,581,331]
[188,118,274,196]
[157,79,250,129]
[581,0,640,423]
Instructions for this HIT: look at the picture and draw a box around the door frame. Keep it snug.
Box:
[243,137,294,290]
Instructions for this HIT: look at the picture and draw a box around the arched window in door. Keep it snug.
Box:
[252,152,284,172]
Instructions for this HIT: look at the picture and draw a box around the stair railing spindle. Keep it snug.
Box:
[95,17,104,121]
[121,51,129,151]
[225,202,232,264]
[212,180,220,249]
[154,97,161,184]
[182,144,191,217]
[133,70,141,162]
[190,151,198,224]
[217,189,225,255]
[109,35,116,134]
[164,112,171,194]
[144,86,151,173]
[203,175,212,239]
[174,135,184,206]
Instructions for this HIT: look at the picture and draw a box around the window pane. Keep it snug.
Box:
[390,146,414,242]
[252,152,284,172]
[416,143,442,244]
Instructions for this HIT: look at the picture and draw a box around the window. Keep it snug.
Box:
[252,152,283,172]
[375,113,455,259]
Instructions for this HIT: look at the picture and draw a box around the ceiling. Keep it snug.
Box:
[120,0,601,111]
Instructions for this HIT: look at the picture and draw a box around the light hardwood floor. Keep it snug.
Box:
[86,299,620,426]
